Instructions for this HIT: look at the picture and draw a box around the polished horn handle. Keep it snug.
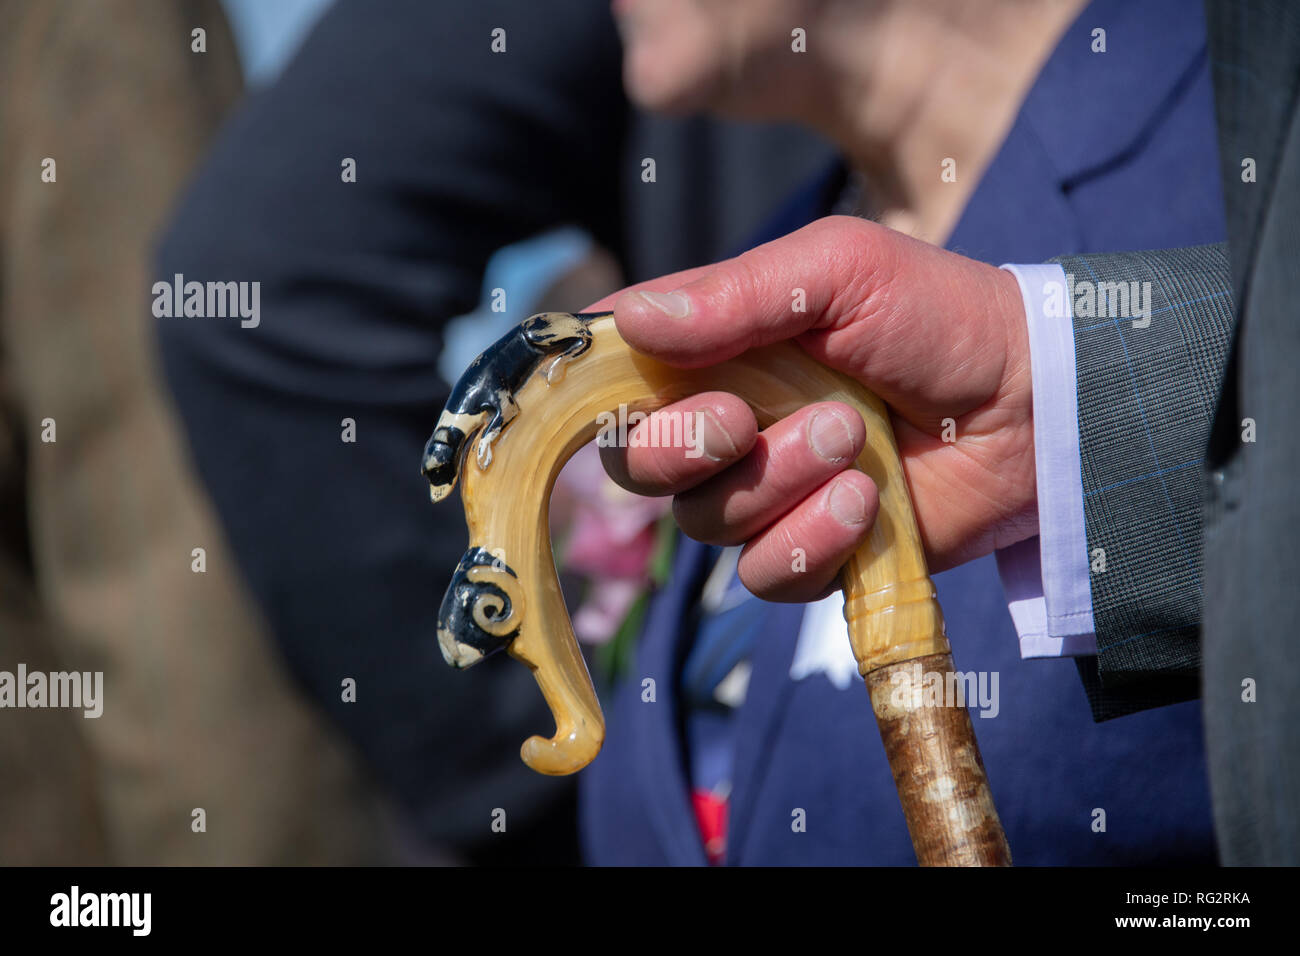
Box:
[425,311,1011,865]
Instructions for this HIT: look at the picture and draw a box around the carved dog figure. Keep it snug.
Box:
[422,312,597,501]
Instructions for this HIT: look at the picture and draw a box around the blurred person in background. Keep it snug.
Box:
[0,0,393,864]
[580,0,1225,864]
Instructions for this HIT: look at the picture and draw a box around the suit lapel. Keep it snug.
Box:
[633,535,712,865]
[722,600,806,863]
[1205,0,1300,464]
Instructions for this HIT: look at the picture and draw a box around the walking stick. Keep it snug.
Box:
[425,311,1011,866]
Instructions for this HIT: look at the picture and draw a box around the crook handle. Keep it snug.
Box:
[428,312,1010,864]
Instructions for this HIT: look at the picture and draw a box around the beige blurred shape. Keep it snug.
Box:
[0,0,395,864]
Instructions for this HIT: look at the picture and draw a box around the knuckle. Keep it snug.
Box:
[672,492,745,547]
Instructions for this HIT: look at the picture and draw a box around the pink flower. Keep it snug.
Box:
[552,441,670,644]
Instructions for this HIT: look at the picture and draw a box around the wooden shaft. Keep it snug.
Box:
[866,654,1012,866]
[430,311,1011,864]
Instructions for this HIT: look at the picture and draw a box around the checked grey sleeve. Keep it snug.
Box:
[1049,244,1234,719]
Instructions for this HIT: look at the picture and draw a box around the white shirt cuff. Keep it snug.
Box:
[996,263,1097,658]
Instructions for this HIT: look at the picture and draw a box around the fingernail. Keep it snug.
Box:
[828,479,868,526]
[698,409,738,462]
[808,409,855,462]
[637,289,691,318]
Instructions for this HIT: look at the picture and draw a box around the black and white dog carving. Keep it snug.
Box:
[422,311,599,501]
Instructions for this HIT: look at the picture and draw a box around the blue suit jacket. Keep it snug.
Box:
[580,0,1227,865]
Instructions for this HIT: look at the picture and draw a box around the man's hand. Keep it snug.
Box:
[587,215,1036,601]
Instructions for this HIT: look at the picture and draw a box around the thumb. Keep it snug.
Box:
[612,215,894,368]
[611,215,1025,424]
